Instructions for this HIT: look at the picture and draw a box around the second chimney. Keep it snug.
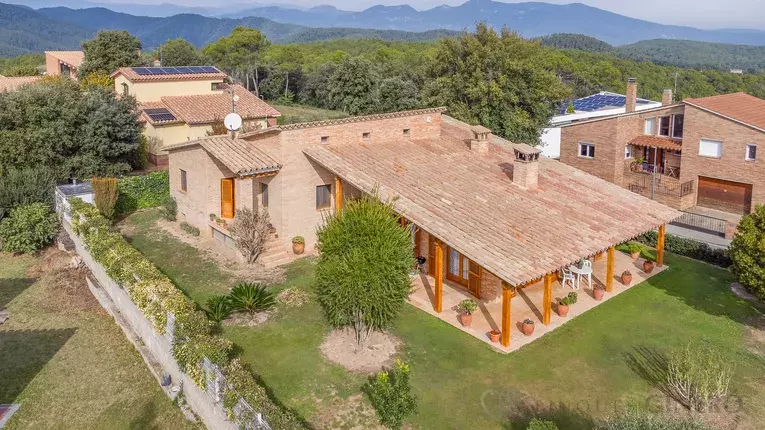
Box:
[512,144,541,189]
[662,89,673,106]
[469,124,492,153]
[625,78,637,113]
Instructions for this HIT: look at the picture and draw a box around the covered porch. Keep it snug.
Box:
[407,244,668,353]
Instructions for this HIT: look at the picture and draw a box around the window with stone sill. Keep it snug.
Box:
[578,143,595,158]
[746,144,757,161]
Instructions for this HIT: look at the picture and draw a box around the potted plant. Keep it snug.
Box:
[643,259,655,274]
[626,243,641,260]
[621,270,633,285]
[209,213,216,222]
[489,330,501,343]
[458,299,478,326]
[292,236,305,254]
[557,292,578,317]
[521,318,535,336]
[593,285,605,301]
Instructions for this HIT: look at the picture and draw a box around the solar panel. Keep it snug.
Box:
[201,66,219,73]
[132,66,221,76]
[176,67,193,74]
[144,108,177,122]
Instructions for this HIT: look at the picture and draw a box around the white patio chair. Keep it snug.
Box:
[561,268,576,289]
[580,260,593,288]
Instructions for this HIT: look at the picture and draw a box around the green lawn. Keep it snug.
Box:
[0,250,196,429]
[122,209,765,429]
[272,103,348,125]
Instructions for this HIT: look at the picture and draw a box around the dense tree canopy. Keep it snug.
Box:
[79,30,144,77]
[157,38,207,67]
[0,78,141,179]
[203,26,270,92]
[0,53,44,76]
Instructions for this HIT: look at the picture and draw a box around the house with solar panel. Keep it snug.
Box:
[111,66,280,165]
[540,81,661,158]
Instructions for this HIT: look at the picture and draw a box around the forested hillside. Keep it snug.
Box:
[618,39,765,72]
[537,33,614,53]
[0,3,91,56]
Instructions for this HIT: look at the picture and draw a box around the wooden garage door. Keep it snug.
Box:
[697,176,752,214]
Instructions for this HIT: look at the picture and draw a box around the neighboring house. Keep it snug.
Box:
[112,66,280,165]
[45,51,84,80]
[560,80,765,219]
[165,107,678,349]
[540,86,662,158]
[0,75,41,92]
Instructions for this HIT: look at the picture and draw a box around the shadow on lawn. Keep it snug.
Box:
[485,386,596,429]
[623,345,671,398]
[0,328,76,403]
[0,277,35,309]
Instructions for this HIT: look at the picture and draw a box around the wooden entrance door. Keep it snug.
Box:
[468,260,482,298]
[221,178,235,218]
[447,246,481,298]
[697,176,752,214]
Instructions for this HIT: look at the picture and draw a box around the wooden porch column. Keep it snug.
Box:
[542,273,553,325]
[606,246,615,292]
[334,175,343,212]
[657,224,666,267]
[433,239,444,313]
[501,281,512,347]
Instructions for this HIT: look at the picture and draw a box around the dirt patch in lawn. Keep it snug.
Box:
[222,311,271,327]
[313,393,384,430]
[27,248,99,313]
[320,328,400,373]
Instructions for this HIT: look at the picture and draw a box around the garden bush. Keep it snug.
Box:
[0,203,59,253]
[597,409,711,429]
[527,418,558,430]
[205,295,232,323]
[229,282,276,314]
[666,342,733,412]
[229,207,271,263]
[365,360,417,430]
[0,167,58,220]
[115,171,170,214]
[92,177,119,219]
[729,205,765,300]
[160,195,177,221]
[635,230,730,267]
[180,221,200,236]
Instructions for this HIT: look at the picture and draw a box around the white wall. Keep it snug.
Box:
[540,127,561,159]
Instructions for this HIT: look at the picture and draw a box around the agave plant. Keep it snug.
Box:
[205,295,232,323]
[229,282,276,314]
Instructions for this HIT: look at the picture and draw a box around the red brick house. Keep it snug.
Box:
[561,80,765,217]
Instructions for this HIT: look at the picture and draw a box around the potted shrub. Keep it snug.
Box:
[489,330,501,343]
[292,236,305,254]
[621,270,633,285]
[209,213,216,222]
[643,259,655,274]
[627,243,641,260]
[593,285,605,301]
[521,318,535,336]
[458,299,478,326]
[557,292,578,317]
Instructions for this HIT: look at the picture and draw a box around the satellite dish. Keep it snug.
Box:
[233,95,240,102]
[224,113,243,131]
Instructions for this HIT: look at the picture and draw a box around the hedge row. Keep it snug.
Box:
[68,198,305,429]
[635,230,731,268]
[116,171,170,214]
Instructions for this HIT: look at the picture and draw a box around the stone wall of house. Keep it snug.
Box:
[680,104,765,211]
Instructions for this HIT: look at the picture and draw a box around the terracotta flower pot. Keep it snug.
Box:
[621,271,633,285]
[557,303,570,317]
[593,287,605,301]
[643,260,655,274]
[521,321,535,336]
[292,242,305,255]
[630,251,640,260]
[459,313,473,327]
[489,330,501,343]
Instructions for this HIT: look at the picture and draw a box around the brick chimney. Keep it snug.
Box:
[468,124,492,153]
[512,144,541,189]
[662,89,673,106]
[625,78,637,113]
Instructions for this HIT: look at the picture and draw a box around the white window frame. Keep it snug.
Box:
[624,145,632,159]
[644,118,655,135]
[658,116,671,137]
[578,142,595,159]
[699,139,722,158]
[746,144,757,161]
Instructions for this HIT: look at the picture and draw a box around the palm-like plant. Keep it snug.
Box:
[229,282,276,314]
[205,295,232,323]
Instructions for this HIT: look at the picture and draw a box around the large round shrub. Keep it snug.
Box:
[0,203,59,253]
[729,205,765,300]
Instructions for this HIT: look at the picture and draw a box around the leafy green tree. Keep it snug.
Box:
[158,38,206,67]
[0,203,58,253]
[263,45,304,97]
[300,62,339,108]
[423,23,570,144]
[0,54,44,76]
[365,360,417,429]
[79,30,144,77]
[79,72,114,91]
[0,77,141,179]
[328,57,380,115]
[203,27,270,94]
[378,77,419,113]
[315,194,413,348]
[0,167,57,220]
[729,205,765,300]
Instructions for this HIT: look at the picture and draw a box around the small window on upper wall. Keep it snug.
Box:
[644,118,655,135]
[578,143,595,158]
[362,132,371,141]
[321,136,329,144]
[180,169,187,192]
[672,114,684,138]
[316,184,331,209]
[121,83,129,96]
[624,145,632,159]
[403,129,411,137]
[211,82,220,91]
[659,116,671,136]
[746,144,757,161]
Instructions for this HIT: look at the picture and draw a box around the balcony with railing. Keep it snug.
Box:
[627,175,694,198]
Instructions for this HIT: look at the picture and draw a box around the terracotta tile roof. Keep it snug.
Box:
[278,107,447,130]
[139,85,280,126]
[629,135,682,151]
[111,66,227,82]
[165,136,281,176]
[0,76,42,92]
[138,100,183,125]
[45,51,84,68]
[684,92,765,132]
[304,115,680,286]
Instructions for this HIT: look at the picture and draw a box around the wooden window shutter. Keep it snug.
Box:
[221,178,235,218]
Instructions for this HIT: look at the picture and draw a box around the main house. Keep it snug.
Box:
[561,79,765,217]
[112,66,280,165]
[44,51,84,80]
[165,107,678,350]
